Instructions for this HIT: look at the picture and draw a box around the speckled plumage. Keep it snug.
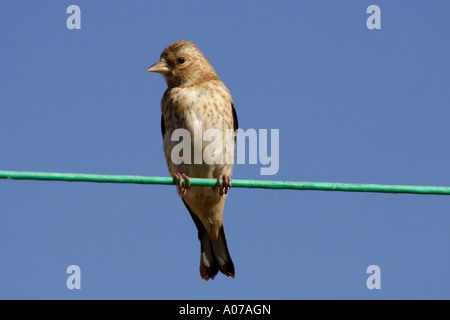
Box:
[147,40,238,280]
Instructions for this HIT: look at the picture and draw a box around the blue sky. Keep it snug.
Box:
[0,0,449,299]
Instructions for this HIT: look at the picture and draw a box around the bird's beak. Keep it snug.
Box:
[147,59,170,74]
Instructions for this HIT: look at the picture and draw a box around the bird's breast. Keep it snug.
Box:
[162,83,232,133]
[161,82,235,178]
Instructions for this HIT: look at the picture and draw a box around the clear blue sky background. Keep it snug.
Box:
[1,1,449,299]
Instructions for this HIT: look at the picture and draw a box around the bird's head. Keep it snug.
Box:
[147,40,219,88]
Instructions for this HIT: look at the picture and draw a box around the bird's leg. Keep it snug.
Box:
[173,173,190,195]
[217,175,232,196]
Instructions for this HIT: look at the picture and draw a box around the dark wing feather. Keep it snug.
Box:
[161,114,165,138]
[231,103,238,131]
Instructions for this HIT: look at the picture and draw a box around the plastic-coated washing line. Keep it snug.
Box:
[1,170,449,195]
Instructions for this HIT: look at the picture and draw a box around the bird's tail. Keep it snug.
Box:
[199,226,235,280]
[182,199,235,280]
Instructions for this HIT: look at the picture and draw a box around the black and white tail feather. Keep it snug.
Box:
[182,199,235,280]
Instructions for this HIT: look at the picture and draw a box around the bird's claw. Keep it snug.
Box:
[174,173,190,195]
[218,175,232,196]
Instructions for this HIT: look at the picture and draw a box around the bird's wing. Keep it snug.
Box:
[231,103,238,131]
[161,113,166,138]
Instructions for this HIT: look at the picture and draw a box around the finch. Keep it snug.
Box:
[147,40,238,280]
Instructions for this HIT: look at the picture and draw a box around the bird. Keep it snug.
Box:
[147,40,238,280]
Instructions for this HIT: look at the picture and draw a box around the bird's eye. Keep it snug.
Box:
[177,57,185,64]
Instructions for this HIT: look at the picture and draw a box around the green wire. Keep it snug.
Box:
[1,170,449,195]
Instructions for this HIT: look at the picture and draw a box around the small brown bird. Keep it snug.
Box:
[147,40,238,280]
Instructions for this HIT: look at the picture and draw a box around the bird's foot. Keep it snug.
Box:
[217,175,232,196]
[173,173,190,195]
